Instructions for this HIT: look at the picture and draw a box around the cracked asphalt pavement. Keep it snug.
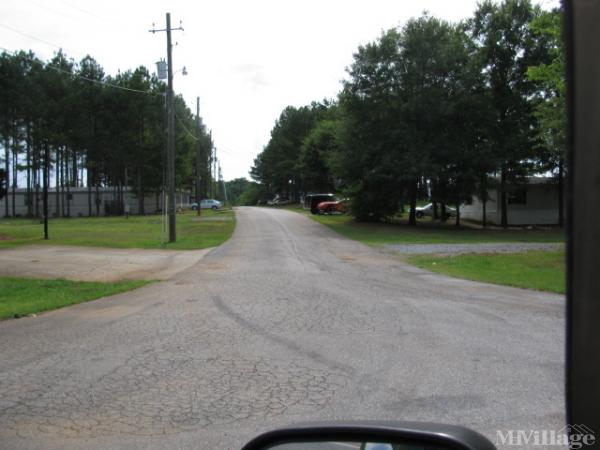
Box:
[0,207,565,449]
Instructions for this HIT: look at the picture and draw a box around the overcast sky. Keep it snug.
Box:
[0,0,556,181]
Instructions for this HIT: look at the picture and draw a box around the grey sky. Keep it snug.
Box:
[0,0,556,181]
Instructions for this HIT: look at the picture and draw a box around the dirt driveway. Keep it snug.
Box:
[0,245,212,282]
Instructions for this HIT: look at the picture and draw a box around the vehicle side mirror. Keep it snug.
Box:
[241,422,496,450]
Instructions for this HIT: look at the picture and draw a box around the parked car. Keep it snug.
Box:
[267,195,290,206]
[316,198,348,215]
[303,193,336,214]
[415,203,456,219]
[191,199,222,210]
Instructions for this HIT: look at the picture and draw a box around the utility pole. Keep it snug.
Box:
[213,147,217,199]
[219,164,228,203]
[196,97,202,216]
[150,13,183,243]
[210,145,214,198]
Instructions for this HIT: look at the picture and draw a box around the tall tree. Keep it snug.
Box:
[298,105,339,194]
[0,48,211,218]
[251,104,324,200]
[0,168,6,202]
[335,16,481,223]
[527,8,566,226]
[74,55,105,216]
[334,28,405,222]
[0,51,21,217]
[469,0,545,228]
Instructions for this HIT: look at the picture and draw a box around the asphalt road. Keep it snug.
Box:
[0,207,565,450]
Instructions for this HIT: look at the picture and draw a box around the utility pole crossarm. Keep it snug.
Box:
[149,21,184,33]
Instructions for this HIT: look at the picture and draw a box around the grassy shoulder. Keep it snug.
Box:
[0,209,235,250]
[408,250,565,294]
[0,277,153,319]
[308,214,565,245]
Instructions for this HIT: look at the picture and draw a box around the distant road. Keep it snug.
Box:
[0,207,564,450]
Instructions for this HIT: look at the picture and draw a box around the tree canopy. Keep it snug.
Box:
[251,0,565,227]
[0,49,213,217]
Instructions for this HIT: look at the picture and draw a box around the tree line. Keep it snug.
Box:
[250,0,565,227]
[0,49,214,217]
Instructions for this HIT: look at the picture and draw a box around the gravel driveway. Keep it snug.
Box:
[385,242,564,255]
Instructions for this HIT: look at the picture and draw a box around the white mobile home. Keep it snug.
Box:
[2,187,192,218]
[460,177,564,226]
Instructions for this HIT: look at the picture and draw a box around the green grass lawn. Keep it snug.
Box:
[308,214,565,245]
[408,250,565,294]
[0,209,235,250]
[0,277,153,319]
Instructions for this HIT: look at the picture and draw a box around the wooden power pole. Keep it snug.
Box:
[150,13,183,242]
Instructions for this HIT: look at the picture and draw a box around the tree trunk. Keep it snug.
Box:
[433,201,438,220]
[11,145,16,217]
[558,157,564,227]
[11,120,18,217]
[482,198,487,228]
[95,177,100,216]
[121,182,124,215]
[60,148,66,217]
[43,141,49,239]
[33,147,39,218]
[65,149,71,217]
[481,174,488,228]
[4,137,9,217]
[500,166,508,229]
[87,160,92,217]
[26,124,32,217]
[114,183,119,216]
[408,179,418,226]
[55,148,60,218]
[35,140,41,218]
[72,150,78,187]
[34,170,39,218]
[455,202,461,227]
[138,169,144,215]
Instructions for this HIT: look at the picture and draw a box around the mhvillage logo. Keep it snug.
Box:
[496,424,595,449]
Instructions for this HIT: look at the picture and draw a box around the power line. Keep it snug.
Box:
[175,113,200,141]
[27,0,78,22]
[3,43,215,146]
[1,47,211,136]
[217,146,236,156]
[0,22,79,56]
[58,0,110,22]
[3,2,148,55]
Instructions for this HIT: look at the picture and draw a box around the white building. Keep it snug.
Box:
[460,177,564,226]
[2,187,192,217]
